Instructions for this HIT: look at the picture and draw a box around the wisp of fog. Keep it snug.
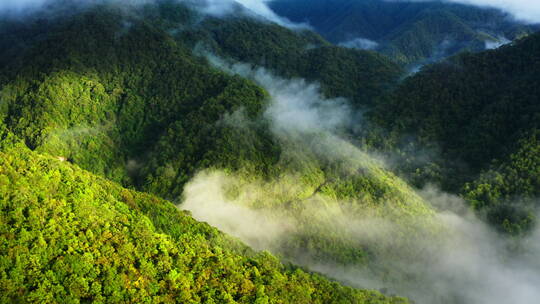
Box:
[180,55,540,304]
[0,0,307,28]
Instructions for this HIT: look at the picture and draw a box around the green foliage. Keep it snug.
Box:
[0,2,403,199]
[370,32,540,190]
[177,16,403,106]
[0,7,271,192]
[2,1,537,301]
[463,132,540,235]
[186,130,437,270]
[364,32,540,234]
[0,146,408,303]
[0,4,424,302]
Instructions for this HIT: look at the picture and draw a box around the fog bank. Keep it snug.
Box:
[180,56,540,304]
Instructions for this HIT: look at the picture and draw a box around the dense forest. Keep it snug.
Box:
[1,0,539,303]
[0,1,421,302]
[1,143,409,303]
[369,32,540,234]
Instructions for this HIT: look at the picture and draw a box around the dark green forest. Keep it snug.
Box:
[369,32,540,234]
[1,0,539,303]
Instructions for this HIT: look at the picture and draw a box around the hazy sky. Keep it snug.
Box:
[1,0,539,24]
[247,0,540,24]
[438,0,540,23]
[0,0,47,13]
[205,0,540,24]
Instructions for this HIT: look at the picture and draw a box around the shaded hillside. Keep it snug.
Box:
[0,1,405,201]
[0,6,272,196]
[2,1,539,303]
[269,0,537,65]
[369,32,540,233]
[168,11,404,106]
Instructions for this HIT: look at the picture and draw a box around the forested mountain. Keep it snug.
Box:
[0,1,405,197]
[369,32,540,234]
[180,19,402,106]
[1,1,539,303]
[0,1,424,303]
[269,0,538,65]
[1,143,409,303]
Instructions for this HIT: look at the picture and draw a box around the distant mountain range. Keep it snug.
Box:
[269,0,539,65]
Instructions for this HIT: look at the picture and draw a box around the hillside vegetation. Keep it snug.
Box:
[1,1,539,303]
[176,16,403,106]
[0,2,434,302]
[370,32,540,234]
[0,143,408,303]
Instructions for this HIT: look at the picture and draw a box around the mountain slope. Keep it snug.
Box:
[0,7,270,193]
[0,143,408,303]
[174,12,403,106]
[0,2,439,299]
[0,1,405,197]
[5,1,539,303]
[369,32,540,233]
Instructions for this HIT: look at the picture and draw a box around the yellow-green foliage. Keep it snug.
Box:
[181,132,437,268]
[463,131,540,235]
[0,145,409,304]
[0,8,270,191]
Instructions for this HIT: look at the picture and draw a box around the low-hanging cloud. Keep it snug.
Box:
[339,37,379,50]
[449,0,540,23]
[195,0,307,28]
[183,165,540,304]
[181,171,297,251]
[484,36,511,49]
[205,55,353,135]
[179,54,540,304]
[0,0,307,28]
[0,0,153,16]
[0,0,48,14]
[183,163,540,304]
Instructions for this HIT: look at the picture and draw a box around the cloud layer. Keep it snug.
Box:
[338,37,379,50]
[4,1,538,25]
[0,0,47,14]
[453,0,540,23]
[0,0,306,28]
[397,0,540,23]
